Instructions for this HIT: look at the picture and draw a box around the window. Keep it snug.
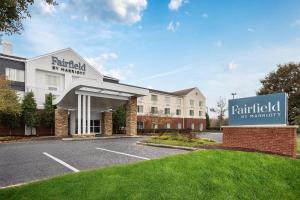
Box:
[5,68,24,82]
[164,108,170,115]
[190,99,194,107]
[151,107,158,114]
[176,109,181,116]
[177,98,182,105]
[190,110,194,116]
[46,74,60,88]
[177,123,182,129]
[151,123,158,129]
[165,96,170,103]
[199,111,202,117]
[137,121,144,129]
[165,123,171,129]
[137,105,143,113]
[191,123,195,129]
[199,101,203,107]
[151,95,158,101]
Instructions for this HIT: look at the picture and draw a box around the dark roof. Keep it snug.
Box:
[171,87,196,96]
[149,88,177,96]
[0,53,26,61]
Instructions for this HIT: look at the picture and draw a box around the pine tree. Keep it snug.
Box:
[43,93,54,135]
[22,91,37,135]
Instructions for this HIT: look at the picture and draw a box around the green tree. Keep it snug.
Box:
[43,93,54,134]
[0,76,21,135]
[205,112,210,130]
[257,63,300,124]
[112,105,126,134]
[0,0,56,35]
[22,91,37,135]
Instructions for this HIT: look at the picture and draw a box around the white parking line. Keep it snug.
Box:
[96,147,150,160]
[43,152,80,172]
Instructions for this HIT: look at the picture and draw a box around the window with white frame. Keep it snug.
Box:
[5,68,24,82]
[177,98,182,105]
[165,123,171,129]
[165,96,170,103]
[164,108,170,115]
[176,109,181,115]
[199,101,203,107]
[137,105,143,113]
[177,123,182,129]
[151,107,158,114]
[137,121,144,129]
[46,74,60,89]
[190,99,194,107]
[151,123,158,129]
[190,110,194,116]
[199,111,202,117]
[151,95,158,101]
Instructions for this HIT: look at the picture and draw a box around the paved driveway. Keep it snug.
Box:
[196,132,223,143]
[0,137,187,188]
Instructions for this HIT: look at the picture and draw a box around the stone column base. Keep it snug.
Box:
[101,112,112,136]
[126,96,137,135]
[222,126,298,157]
[55,108,68,137]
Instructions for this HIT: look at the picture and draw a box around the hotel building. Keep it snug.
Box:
[0,42,206,136]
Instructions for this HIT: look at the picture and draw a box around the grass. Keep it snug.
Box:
[144,134,217,148]
[1,150,299,200]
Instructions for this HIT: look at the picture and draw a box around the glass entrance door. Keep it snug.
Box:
[90,120,100,134]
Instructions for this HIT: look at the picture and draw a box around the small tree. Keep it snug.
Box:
[205,112,210,130]
[0,76,21,135]
[211,97,227,129]
[22,91,37,135]
[112,105,126,134]
[43,93,54,135]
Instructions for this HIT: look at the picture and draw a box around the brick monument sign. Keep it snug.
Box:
[222,93,297,157]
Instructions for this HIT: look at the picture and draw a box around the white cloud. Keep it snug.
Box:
[85,53,133,80]
[247,28,254,32]
[168,0,188,11]
[167,21,180,32]
[228,61,238,71]
[213,40,222,48]
[202,13,208,18]
[39,1,57,15]
[69,0,147,24]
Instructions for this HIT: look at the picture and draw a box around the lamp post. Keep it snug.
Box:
[231,92,237,99]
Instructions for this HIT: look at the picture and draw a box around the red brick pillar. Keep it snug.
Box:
[101,112,112,136]
[126,96,137,135]
[222,126,297,157]
[55,107,68,137]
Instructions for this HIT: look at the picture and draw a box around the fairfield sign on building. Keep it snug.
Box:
[52,56,86,75]
[228,93,288,125]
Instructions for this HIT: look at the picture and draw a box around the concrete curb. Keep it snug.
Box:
[62,135,143,141]
[136,141,199,151]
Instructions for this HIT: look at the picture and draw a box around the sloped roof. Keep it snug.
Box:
[171,87,196,96]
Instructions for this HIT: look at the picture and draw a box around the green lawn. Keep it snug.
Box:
[1,150,299,200]
[144,135,217,147]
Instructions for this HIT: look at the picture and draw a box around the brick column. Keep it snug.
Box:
[55,107,68,137]
[126,96,137,135]
[101,112,112,136]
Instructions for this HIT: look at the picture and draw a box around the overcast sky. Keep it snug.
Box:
[3,0,300,116]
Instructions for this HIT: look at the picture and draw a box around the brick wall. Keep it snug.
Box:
[101,112,112,136]
[54,108,68,137]
[137,116,206,130]
[126,96,137,135]
[223,126,297,157]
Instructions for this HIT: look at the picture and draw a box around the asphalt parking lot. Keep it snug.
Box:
[0,137,187,188]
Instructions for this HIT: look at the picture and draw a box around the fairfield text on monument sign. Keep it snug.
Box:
[228,93,288,125]
[52,56,86,75]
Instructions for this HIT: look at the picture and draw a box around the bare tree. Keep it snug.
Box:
[211,96,227,129]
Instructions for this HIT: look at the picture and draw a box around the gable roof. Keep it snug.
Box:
[171,87,196,96]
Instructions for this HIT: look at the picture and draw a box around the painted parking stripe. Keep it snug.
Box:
[43,152,80,172]
[96,147,150,160]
